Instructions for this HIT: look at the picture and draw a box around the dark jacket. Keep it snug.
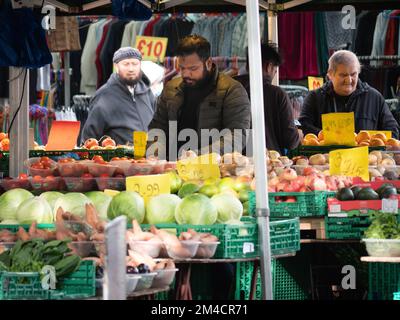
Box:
[148,65,251,158]
[81,73,155,145]
[299,80,399,139]
[235,74,301,154]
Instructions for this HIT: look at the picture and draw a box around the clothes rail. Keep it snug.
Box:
[358,55,400,61]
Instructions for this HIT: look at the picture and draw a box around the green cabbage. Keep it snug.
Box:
[85,191,112,221]
[175,194,217,225]
[107,191,145,223]
[0,188,33,221]
[16,197,53,224]
[53,193,93,219]
[146,194,181,224]
[211,193,243,224]
[39,191,64,212]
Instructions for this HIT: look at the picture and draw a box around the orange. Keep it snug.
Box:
[386,138,400,147]
[307,138,320,146]
[304,133,319,142]
[359,141,370,147]
[370,138,385,146]
[1,138,9,151]
[319,140,325,146]
[318,130,324,141]
[356,131,370,143]
[371,133,387,142]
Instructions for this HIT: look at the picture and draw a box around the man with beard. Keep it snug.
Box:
[81,47,155,145]
[148,35,251,159]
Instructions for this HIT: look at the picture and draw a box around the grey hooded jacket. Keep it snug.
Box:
[81,73,155,145]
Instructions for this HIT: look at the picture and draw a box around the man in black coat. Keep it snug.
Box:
[81,47,156,145]
[235,42,301,155]
[299,50,399,139]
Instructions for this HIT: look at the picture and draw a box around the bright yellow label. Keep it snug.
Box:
[126,174,171,203]
[133,131,148,159]
[322,112,356,146]
[329,146,369,181]
[135,36,168,63]
[308,76,324,90]
[177,153,221,181]
[104,189,121,197]
[361,130,392,139]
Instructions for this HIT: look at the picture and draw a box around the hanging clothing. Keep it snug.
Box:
[352,11,379,55]
[315,12,329,75]
[95,20,112,88]
[278,12,319,80]
[384,10,400,64]
[158,17,194,57]
[323,12,354,51]
[370,11,391,67]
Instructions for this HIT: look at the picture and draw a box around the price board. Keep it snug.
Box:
[322,112,356,146]
[308,76,324,90]
[133,131,148,159]
[329,146,369,181]
[177,153,221,181]
[126,173,170,202]
[135,36,168,63]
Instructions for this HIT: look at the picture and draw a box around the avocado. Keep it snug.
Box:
[356,187,379,200]
[350,186,362,199]
[178,183,201,198]
[336,188,354,201]
[377,183,394,196]
[380,186,398,199]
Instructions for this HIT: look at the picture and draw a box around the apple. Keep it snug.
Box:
[84,138,98,149]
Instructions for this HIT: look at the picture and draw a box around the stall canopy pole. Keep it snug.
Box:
[64,52,71,108]
[246,0,273,300]
[9,67,29,178]
[268,0,279,86]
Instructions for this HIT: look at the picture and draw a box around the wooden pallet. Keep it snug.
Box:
[300,217,326,240]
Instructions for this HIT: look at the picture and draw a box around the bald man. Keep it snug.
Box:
[299,50,399,138]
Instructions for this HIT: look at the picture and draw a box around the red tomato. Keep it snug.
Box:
[40,156,51,162]
[100,173,110,178]
[33,175,42,181]
[111,157,120,161]
[18,173,28,179]
[31,163,44,169]
[82,173,93,178]
[92,155,104,162]
[45,175,55,180]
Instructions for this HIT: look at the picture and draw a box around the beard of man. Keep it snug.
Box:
[119,71,142,87]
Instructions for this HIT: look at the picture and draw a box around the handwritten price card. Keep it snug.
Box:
[135,36,168,63]
[177,153,221,181]
[308,76,324,90]
[322,112,356,146]
[126,174,170,203]
[329,146,369,181]
[133,131,148,159]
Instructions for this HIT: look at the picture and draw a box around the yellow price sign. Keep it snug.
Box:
[177,153,221,181]
[308,76,324,90]
[135,36,168,63]
[329,146,369,181]
[133,131,148,159]
[322,112,356,146]
[126,173,170,202]
[104,189,121,197]
[361,130,392,140]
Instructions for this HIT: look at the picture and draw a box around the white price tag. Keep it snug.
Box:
[329,204,342,213]
[381,198,398,214]
[243,242,255,254]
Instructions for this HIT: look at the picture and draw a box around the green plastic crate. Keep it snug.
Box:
[0,224,55,233]
[249,191,334,218]
[288,145,385,158]
[141,217,300,259]
[394,292,400,300]
[235,260,309,300]
[368,263,400,300]
[0,260,95,300]
[325,216,371,240]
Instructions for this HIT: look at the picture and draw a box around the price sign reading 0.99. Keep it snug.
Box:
[126,174,171,202]
[322,112,356,146]
[135,36,168,63]
[329,146,369,181]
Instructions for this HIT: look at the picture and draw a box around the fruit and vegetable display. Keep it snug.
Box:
[301,131,400,147]
[335,184,399,201]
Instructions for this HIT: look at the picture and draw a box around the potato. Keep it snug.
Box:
[369,151,382,164]
[268,150,281,160]
[296,158,309,166]
[369,168,383,178]
[271,159,284,167]
[381,158,396,167]
[309,154,326,165]
[279,156,292,166]
[323,154,329,163]
[368,154,378,166]
[382,153,393,161]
